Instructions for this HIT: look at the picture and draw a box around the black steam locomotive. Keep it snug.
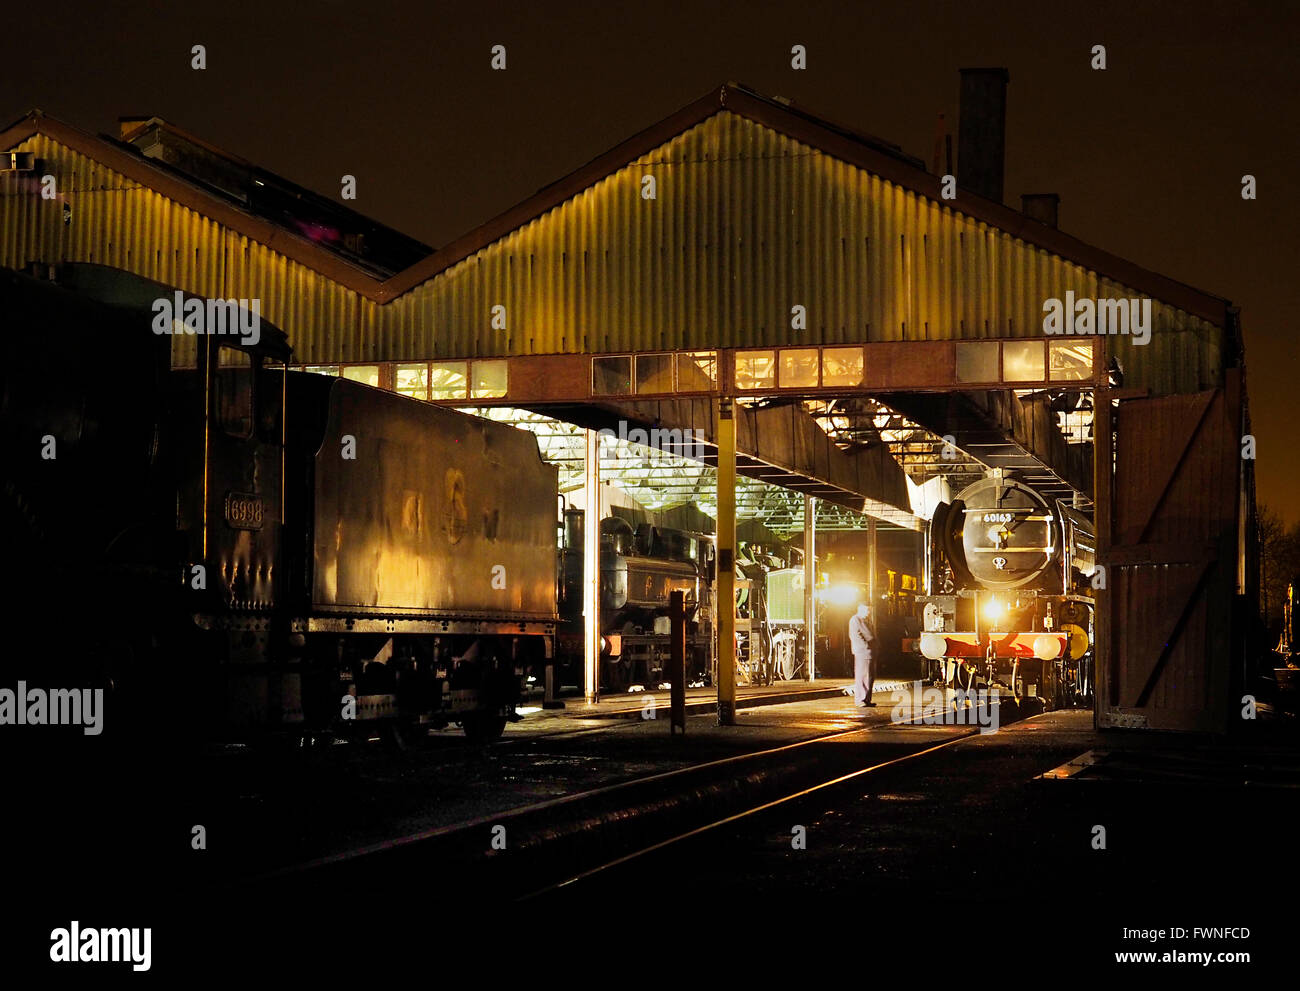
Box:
[916,474,1095,707]
[2,264,557,741]
[558,511,714,692]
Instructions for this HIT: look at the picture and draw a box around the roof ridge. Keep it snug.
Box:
[0,96,1231,324]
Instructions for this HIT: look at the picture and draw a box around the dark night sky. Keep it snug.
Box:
[3,0,1296,520]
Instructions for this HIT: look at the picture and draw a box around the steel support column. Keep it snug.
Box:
[867,518,878,607]
[1093,386,1113,725]
[584,429,601,704]
[804,494,816,681]
[717,397,737,725]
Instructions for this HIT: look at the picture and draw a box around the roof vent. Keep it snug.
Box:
[0,151,35,172]
[118,116,160,140]
[1021,193,1060,228]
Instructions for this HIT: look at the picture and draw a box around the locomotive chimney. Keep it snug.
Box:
[957,67,1010,203]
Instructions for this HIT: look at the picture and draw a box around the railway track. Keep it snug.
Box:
[236,721,903,883]
[229,695,1031,902]
[523,722,1000,900]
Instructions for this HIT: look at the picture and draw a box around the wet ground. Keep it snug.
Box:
[185,682,895,880]
[6,682,1298,977]
[546,708,1300,970]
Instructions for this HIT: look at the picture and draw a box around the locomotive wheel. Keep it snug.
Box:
[462,713,507,742]
[1019,695,1045,717]
[608,656,637,693]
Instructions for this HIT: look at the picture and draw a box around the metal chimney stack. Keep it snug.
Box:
[957,68,1010,203]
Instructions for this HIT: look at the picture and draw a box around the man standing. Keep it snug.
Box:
[848,603,876,707]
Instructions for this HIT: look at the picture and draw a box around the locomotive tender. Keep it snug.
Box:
[916,473,1095,708]
[2,264,557,740]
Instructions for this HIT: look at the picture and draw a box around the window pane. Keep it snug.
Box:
[635,353,674,394]
[341,364,380,387]
[395,363,429,399]
[430,361,468,399]
[735,350,775,390]
[471,359,508,399]
[821,347,863,387]
[301,364,340,377]
[955,342,998,383]
[779,348,819,388]
[676,351,716,391]
[1049,342,1093,381]
[592,355,632,396]
[215,365,253,438]
[1002,340,1044,381]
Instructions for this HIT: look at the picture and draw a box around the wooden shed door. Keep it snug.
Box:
[1096,370,1243,731]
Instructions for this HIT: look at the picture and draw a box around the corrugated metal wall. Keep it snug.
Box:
[1,116,1223,395]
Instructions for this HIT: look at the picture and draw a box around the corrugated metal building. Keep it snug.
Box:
[1,86,1229,391]
[0,81,1255,731]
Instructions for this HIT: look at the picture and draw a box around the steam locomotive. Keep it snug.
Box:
[558,511,714,692]
[1,264,557,741]
[916,474,1095,708]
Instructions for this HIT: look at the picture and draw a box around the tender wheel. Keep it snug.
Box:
[462,713,508,742]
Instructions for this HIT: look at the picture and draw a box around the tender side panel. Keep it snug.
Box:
[311,380,558,619]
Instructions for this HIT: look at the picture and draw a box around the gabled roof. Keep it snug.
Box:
[0,85,1230,323]
[0,110,430,287]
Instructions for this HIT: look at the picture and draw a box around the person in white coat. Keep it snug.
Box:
[848,603,877,707]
